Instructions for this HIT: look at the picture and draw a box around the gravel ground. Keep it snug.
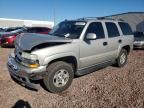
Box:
[0,48,144,108]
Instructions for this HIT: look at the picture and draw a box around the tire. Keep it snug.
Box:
[43,61,74,93]
[115,49,128,67]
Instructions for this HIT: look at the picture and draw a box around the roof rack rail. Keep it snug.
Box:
[77,17,97,20]
[97,17,115,20]
[77,17,124,21]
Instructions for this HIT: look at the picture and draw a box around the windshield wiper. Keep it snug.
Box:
[64,33,70,38]
[48,33,71,39]
[49,33,65,37]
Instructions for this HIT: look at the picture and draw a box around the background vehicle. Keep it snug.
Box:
[0,27,51,47]
[7,18,134,93]
[0,28,5,32]
[26,27,51,34]
[0,27,26,47]
[133,31,144,49]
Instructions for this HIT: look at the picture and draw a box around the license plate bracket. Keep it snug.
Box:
[8,58,19,72]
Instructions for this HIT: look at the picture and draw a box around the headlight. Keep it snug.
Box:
[22,52,38,60]
[21,52,39,68]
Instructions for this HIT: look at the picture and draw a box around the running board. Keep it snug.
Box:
[75,60,115,76]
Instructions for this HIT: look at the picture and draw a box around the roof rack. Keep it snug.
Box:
[77,17,124,21]
[77,17,98,20]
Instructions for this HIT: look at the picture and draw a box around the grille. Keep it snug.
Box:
[15,55,22,63]
[15,46,23,63]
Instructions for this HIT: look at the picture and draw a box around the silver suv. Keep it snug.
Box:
[7,18,134,93]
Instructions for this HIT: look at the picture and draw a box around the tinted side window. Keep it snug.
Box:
[106,22,120,37]
[118,22,133,35]
[36,28,42,32]
[41,28,49,32]
[27,28,42,33]
[86,22,105,39]
[41,28,47,32]
[27,28,37,33]
[34,28,48,32]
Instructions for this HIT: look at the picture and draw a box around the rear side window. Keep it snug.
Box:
[106,22,120,38]
[33,28,42,33]
[27,28,37,33]
[28,27,50,33]
[40,28,50,32]
[36,28,44,32]
[37,28,47,32]
[118,22,133,35]
[86,22,105,39]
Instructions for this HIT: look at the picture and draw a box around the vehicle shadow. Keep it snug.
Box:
[12,99,31,108]
[39,80,48,91]
[133,48,144,50]
[0,45,14,48]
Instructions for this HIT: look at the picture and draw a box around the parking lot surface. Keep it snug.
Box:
[0,48,144,108]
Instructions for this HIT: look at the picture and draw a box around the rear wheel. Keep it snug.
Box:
[43,61,74,93]
[115,49,128,67]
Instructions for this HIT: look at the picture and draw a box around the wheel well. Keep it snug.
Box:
[122,45,130,54]
[48,56,77,73]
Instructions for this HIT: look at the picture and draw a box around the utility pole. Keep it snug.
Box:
[53,0,56,25]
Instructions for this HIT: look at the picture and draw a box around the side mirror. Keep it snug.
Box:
[86,33,97,40]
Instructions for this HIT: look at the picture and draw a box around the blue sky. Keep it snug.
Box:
[0,0,144,23]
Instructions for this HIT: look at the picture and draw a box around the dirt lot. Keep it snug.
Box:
[0,48,144,108]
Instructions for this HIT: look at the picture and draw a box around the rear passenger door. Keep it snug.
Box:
[104,22,121,59]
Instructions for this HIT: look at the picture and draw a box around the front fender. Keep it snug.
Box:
[43,52,79,66]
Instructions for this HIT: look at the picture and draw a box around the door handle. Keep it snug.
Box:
[118,39,122,43]
[103,42,108,46]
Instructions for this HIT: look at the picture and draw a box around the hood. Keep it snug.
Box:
[15,33,73,51]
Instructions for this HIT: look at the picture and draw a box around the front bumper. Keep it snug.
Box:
[7,54,47,90]
[134,41,144,48]
[0,39,13,47]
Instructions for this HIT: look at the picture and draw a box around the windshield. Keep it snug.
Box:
[49,21,86,39]
[134,32,144,38]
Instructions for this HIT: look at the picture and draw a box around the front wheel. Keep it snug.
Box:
[115,49,128,67]
[43,61,74,93]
